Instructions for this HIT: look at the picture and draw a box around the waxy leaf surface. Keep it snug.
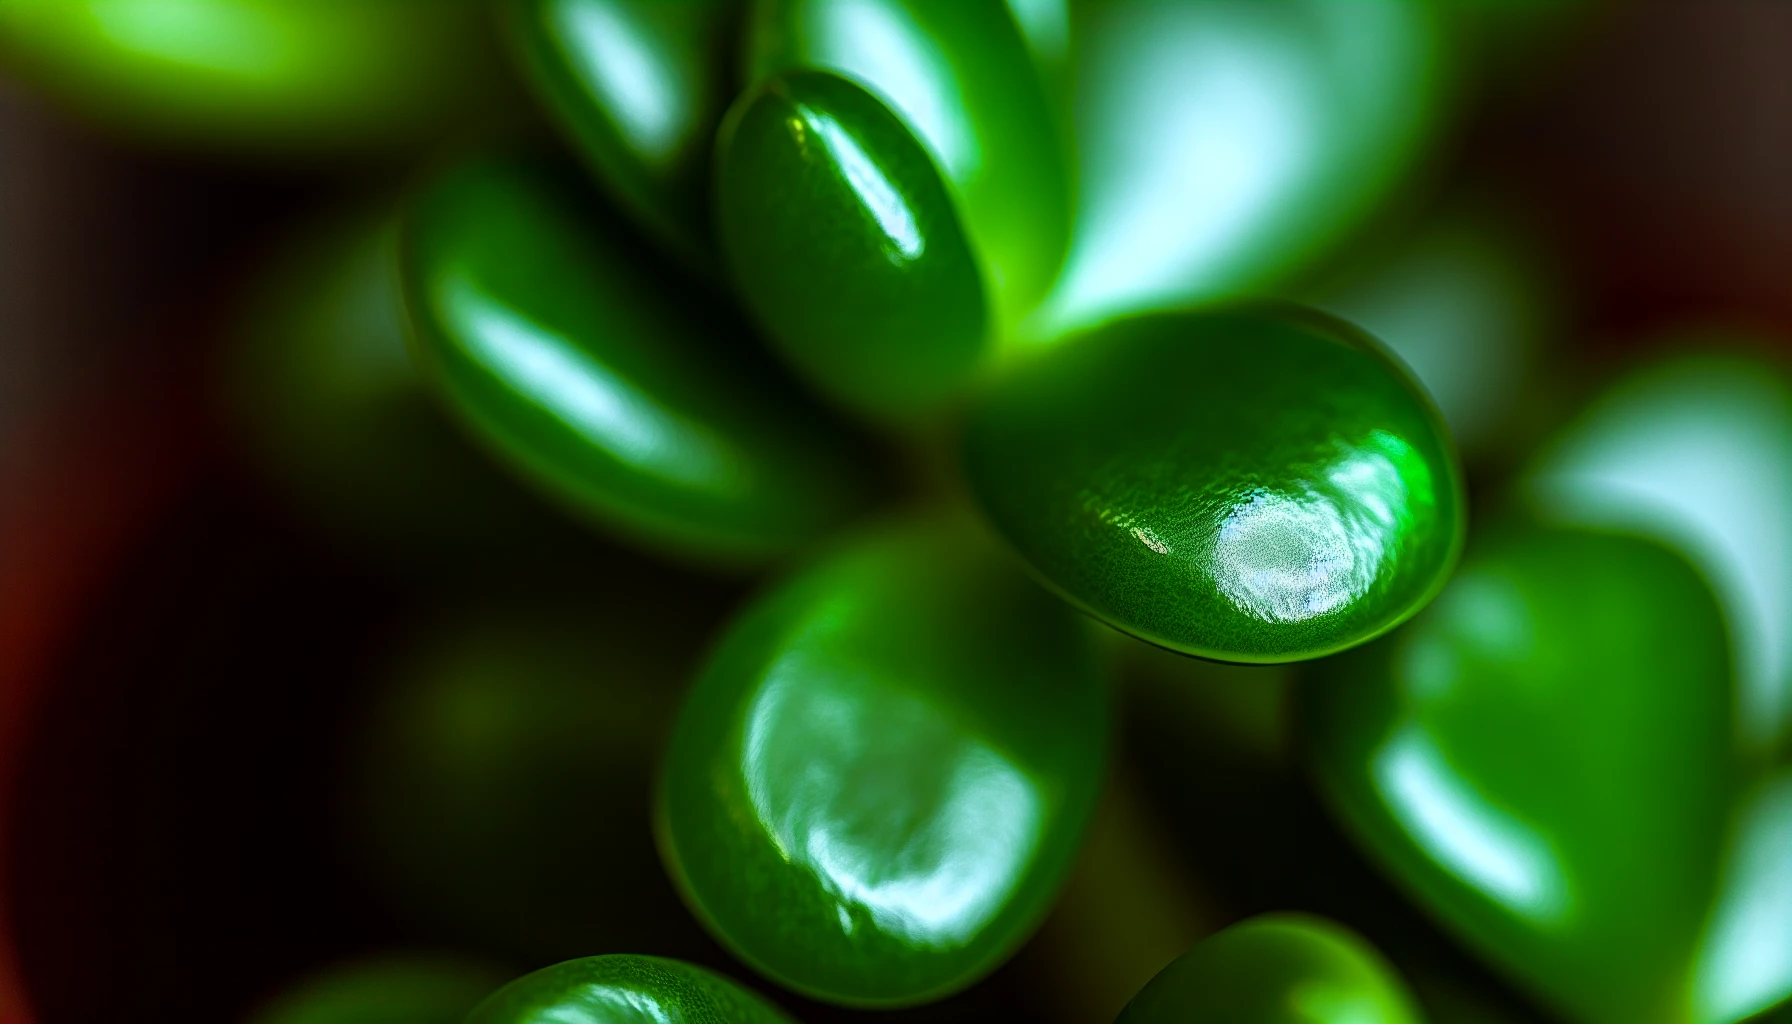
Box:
[717,71,987,421]
[965,305,1464,663]
[1305,525,1737,1024]
[506,0,738,267]
[403,156,872,565]
[659,521,1107,1005]
[746,0,1070,331]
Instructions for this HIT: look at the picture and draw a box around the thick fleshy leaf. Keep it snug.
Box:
[1525,346,1792,754]
[247,955,510,1024]
[468,956,792,1024]
[658,520,1108,1005]
[401,156,873,565]
[964,304,1464,663]
[745,0,1071,329]
[505,0,738,267]
[1033,0,1447,337]
[0,0,504,152]
[715,71,988,421]
[1116,914,1423,1024]
[1304,524,1737,1024]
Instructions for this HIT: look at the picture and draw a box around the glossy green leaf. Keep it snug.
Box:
[1304,524,1738,1024]
[964,305,1464,663]
[0,0,505,153]
[1116,914,1423,1024]
[745,0,1071,331]
[505,0,738,268]
[1525,346,1792,755]
[468,955,793,1024]
[401,155,874,566]
[658,519,1109,1006]
[1033,0,1447,338]
[248,955,510,1024]
[715,70,987,421]
[345,600,721,962]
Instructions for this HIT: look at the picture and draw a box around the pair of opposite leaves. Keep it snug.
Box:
[1307,348,1792,1024]
[287,916,1422,1023]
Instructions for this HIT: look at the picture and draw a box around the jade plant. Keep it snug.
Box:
[383,1,1466,1003]
[12,3,1784,1024]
